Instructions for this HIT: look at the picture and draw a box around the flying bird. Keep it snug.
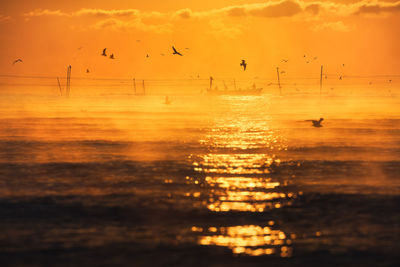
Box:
[172,46,183,56]
[110,54,115,59]
[280,70,286,74]
[305,118,324,128]
[12,59,23,65]
[282,59,289,63]
[185,47,190,50]
[240,60,247,71]
[101,48,107,57]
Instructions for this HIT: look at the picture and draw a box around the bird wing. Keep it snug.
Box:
[172,46,177,53]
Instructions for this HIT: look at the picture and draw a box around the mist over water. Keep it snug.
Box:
[0,81,399,266]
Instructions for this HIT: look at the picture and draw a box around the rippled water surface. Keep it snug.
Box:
[0,93,399,266]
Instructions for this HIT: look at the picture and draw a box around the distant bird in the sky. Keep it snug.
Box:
[12,59,23,65]
[306,118,324,127]
[86,69,90,73]
[146,54,150,58]
[339,76,343,80]
[342,63,345,67]
[172,46,183,56]
[110,54,115,59]
[282,59,289,63]
[280,70,286,74]
[185,47,190,50]
[101,48,107,57]
[240,59,247,71]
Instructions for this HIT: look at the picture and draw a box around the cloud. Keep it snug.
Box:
[174,8,193,19]
[355,1,400,15]
[313,21,353,32]
[92,18,172,33]
[208,19,244,38]
[22,1,400,34]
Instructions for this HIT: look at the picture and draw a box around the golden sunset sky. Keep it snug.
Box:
[0,0,399,79]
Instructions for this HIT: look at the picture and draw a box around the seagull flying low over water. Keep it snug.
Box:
[306,118,324,127]
[101,48,107,56]
[13,59,23,65]
[240,60,247,71]
[172,46,182,56]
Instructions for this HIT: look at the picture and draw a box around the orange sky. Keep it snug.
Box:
[0,0,399,79]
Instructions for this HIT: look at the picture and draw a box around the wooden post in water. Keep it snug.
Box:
[320,65,323,96]
[57,77,63,96]
[66,65,71,97]
[142,80,145,95]
[133,78,136,95]
[276,67,281,95]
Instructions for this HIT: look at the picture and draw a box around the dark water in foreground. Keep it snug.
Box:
[0,94,399,266]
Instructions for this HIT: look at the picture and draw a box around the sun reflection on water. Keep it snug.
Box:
[192,224,294,257]
[189,96,297,256]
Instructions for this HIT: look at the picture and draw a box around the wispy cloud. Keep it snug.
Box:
[0,14,11,22]
[313,21,353,32]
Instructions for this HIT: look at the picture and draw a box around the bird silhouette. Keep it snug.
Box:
[305,118,324,127]
[172,46,183,56]
[282,59,289,63]
[240,60,247,71]
[101,48,107,57]
[110,54,115,59]
[280,70,286,74]
[12,59,23,65]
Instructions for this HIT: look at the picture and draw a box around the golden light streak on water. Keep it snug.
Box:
[193,225,294,257]
[189,96,297,256]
